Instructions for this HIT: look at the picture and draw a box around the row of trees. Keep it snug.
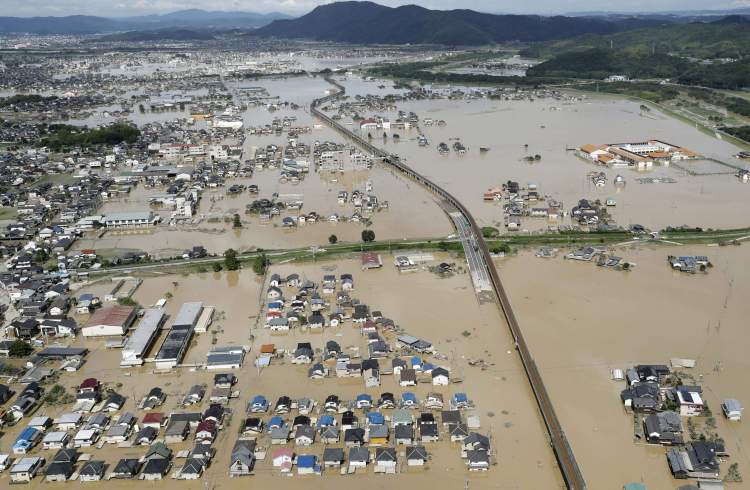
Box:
[210,230,378,274]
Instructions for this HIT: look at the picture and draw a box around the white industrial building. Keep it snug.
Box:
[120,308,166,367]
[103,211,161,228]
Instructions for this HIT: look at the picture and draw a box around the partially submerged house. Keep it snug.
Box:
[667,441,721,480]
[229,440,256,477]
[644,411,683,445]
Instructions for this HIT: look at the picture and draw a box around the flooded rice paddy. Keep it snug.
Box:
[337,79,749,232]
[501,245,750,488]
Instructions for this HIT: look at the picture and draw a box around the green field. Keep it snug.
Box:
[0,207,17,220]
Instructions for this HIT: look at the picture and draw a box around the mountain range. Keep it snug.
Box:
[522,15,750,60]
[2,1,747,48]
[94,29,216,43]
[249,1,670,45]
[0,9,289,34]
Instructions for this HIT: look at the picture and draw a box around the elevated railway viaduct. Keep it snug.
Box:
[311,77,587,489]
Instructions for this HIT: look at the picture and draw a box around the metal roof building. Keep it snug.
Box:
[121,308,166,367]
[172,302,203,329]
[206,346,246,370]
[38,347,88,358]
[155,303,201,370]
[82,305,136,337]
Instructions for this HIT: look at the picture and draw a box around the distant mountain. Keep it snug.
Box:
[250,1,666,46]
[0,15,122,34]
[569,6,750,18]
[0,9,290,34]
[95,29,215,42]
[124,9,291,29]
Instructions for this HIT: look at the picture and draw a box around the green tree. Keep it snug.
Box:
[481,226,499,238]
[490,243,511,254]
[117,297,139,307]
[232,213,242,229]
[224,249,240,271]
[44,384,73,405]
[328,234,338,244]
[212,262,223,272]
[252,254,269,275]
[9,340,33,357]
[361,229,376,243]
[33,248,49,263]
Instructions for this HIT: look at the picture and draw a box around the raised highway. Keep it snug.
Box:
[311,77,587,490]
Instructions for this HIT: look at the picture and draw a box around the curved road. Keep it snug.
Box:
[312,77,587,490]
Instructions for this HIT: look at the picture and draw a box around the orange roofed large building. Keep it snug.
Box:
[82,305,137,337]
[577,140,701,168]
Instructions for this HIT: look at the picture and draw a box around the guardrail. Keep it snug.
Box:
[312,77,587,489]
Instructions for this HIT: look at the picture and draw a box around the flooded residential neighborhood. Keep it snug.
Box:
[1,2,750,490]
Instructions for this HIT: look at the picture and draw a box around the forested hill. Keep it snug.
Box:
[521,15,750,60]
[250,1,664,46]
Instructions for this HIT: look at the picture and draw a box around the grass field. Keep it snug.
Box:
[0,207,17,220]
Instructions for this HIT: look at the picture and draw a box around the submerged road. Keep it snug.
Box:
[312,77,587,490]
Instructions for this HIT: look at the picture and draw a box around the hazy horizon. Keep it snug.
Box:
[1,0,746,18]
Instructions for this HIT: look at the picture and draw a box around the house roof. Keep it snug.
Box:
[297,455,316,468]
[272,447,294,459]
[375,447,397,462]
[85,305,135,328]
[580,144,605,154]
[395,425,414,439]
[323,447,344,461]
[181,458,206,474]
[406,445,428,460]
[45,461,74,477]
[143,458,170,475]
[142,412,164,424]
[52,448,79,463]
[145,442,171,459]
[113,458,141,475]
[80,460,105,476]
[348,446,369,462]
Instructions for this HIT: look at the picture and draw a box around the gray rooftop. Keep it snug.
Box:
[172,302,203,328]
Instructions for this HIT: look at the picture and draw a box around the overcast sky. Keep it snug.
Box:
[2,0,747,17]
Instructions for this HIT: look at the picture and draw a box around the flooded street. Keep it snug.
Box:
[73,164,450,258]
[337,79,749,231]
[4,33,750,489]
[10,256,563,489]
[70,75,451,258]
[501,245,750,488]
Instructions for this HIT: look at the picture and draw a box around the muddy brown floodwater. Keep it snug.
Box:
[339,78,750,232]
[501,245,750,489]
[3,256,564,489]
[74,162,451,258]
[73,78,451,258]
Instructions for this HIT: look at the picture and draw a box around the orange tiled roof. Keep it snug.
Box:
[580,144,604,154]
